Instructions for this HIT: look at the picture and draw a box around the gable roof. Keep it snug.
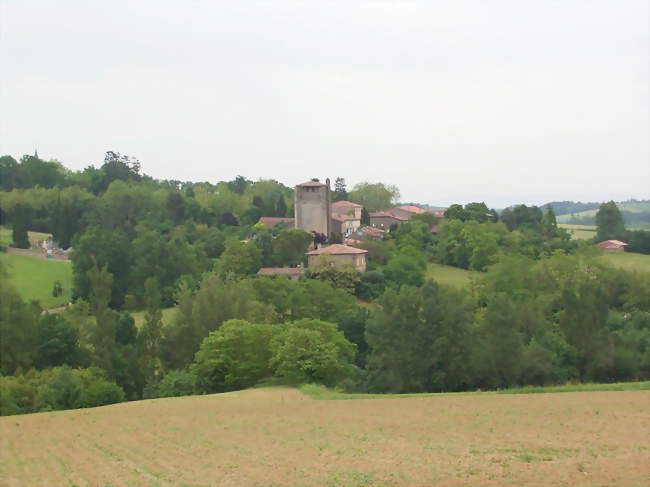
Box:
[398,205,427,214]
[369,210,408,221]
[597,240,629,249]
[258,217,295,227]
[306,244,368,256]
[332,200,362,208]
[296,179,327,187]
[257,267,305,276]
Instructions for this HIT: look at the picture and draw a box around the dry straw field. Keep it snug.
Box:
[1,387,648,487]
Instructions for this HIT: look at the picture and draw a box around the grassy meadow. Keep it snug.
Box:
[427,262,477,288]
[600,251,650,273]
[0,227,52,247]
[558,223,597,241]
[1,386,648,486]
[0,252,72,309]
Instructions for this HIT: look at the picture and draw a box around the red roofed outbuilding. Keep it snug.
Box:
[596,240,629,252]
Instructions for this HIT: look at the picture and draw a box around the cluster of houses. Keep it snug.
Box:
[256,178,446,277]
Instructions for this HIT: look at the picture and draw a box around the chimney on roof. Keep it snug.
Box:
[311,178,319,182]
[326,177,330,187]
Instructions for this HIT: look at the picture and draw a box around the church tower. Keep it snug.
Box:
[294,178,331,237]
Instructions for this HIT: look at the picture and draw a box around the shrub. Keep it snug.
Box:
[158,370,197,397]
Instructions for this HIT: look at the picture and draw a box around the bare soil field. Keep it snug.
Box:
[1,388,648,487]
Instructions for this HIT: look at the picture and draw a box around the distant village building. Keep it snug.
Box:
[369,205,446,230]
[330,200,362,238]
[369,210,408,229]
[294,179,331,237]
[256,267,305,280]
[306,244,368,272]
[596,240,629,252]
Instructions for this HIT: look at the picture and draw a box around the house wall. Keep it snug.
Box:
[295,184,331,236]
[307,253,367,272]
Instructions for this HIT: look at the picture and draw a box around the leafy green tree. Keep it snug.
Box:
[217,238,262,277]
[0,274,40,374]
[270,319,355,386]
[272,229,312,266]
[51,186,94,248]
[0,155,19,190]
[36,314,83,369]
[138,278,163,383]
[192,319,280,392]
[595,201,626,242]
[164,191,186,225]
[157,370,197,397]
[71,226,132,307]
[541,207,559,238]
[365,282,475,393]
[227,175,252,195]
[382,253,426,288]
[160,276,276,370]
[348,182,400,212]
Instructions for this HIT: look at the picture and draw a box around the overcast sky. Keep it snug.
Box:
[1,1,648,208]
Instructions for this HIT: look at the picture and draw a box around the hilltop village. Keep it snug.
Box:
[256,177,446,275]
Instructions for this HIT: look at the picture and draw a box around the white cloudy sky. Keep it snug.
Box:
[1,1,648,207]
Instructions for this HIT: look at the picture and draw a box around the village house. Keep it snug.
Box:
[306,244,368,272]
[369,210,408,229]
[596,240,629,252]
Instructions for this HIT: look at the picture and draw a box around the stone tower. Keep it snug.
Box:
[294,178,331,237]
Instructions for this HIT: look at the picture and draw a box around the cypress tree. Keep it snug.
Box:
[12,204,30,249]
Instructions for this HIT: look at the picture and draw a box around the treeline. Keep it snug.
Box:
[1,151,650,415]
[3,248,648,415]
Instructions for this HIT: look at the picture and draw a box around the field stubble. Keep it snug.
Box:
[1,388,648,486]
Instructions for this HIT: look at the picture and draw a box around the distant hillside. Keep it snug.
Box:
[553,201,650,229]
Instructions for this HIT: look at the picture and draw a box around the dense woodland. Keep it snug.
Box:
[1,152,649,415]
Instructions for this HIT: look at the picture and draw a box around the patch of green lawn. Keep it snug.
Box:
[1,252,72,308]
[427,263,477,288]
[600,251,650,272]
[299,381,650,400]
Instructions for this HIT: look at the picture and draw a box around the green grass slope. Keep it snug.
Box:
[0,252,73,308]
[427,263,477,288]
[600,251,650,272]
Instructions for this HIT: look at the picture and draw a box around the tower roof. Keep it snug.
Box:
[296,179,328,188]
[306,244,368,256]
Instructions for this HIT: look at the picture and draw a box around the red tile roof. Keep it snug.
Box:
[398,205,427,214]
[296,180,327,187]
[258,217,295,227]
[332,200,362,208]
[359,226,385,237]
[257,267,305,275]
[369,210,408,221]
[306,244,368,256]
[597,240,629,249]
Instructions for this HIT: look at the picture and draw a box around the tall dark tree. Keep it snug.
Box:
[275,196,288,217]
[333,177,348,202]
[360,207,370,226]
[0,155,19,190]
[595,201,626,242]
[11,203,30,249]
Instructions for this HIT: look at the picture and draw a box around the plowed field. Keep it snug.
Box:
[1,388,648,486]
